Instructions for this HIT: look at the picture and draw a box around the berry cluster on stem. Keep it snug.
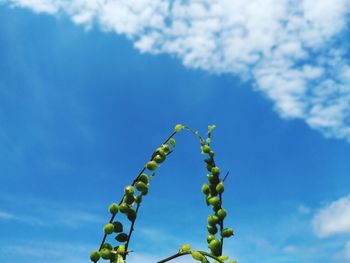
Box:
[90,124,236,263]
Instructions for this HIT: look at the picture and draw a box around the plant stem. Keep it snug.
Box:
[157,250,225,263]
[123,202,140,259]
[98,130,177,252]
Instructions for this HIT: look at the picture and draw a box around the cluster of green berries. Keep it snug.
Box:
[201,143,233,257]
[90,131,179,262]
[90,124,237,263]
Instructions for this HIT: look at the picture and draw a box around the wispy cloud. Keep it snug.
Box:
[0,195,103,228]
[312,195,350,238]
[1,0,350,142]
[0,240,92,263]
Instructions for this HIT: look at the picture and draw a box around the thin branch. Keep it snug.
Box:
[156,250,225,263]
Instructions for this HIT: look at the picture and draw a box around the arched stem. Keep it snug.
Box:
[156,250,225,263]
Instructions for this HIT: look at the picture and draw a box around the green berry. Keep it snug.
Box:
[116,245,126,255]
[202,145,211,154]
[113,221,123,233]
[109,203,119,215]
[207,234,215,243]
[191,251,205,261]
[90,250,100,262]
[138,173,149,184]
[209,150,215,157]
[208,239,221,256]
[115,233,128,242]
[118,203,131,213]
[154,154,165,163]
[207,225,218,234]
[135,195,142,204]
[169,138,176,147]
[215,182,224,194]
[155,148,166,157]
[219,255,229,261]
[124,185,134,195]
[101,243,113,250]
[174,124,184,132]
[221,228,234,238]
[216,208,227,220]
[103,223,115,235]
[146,161,158,171]
[208,196,220,207]
[202,184,210,195]
[208,215,220,225]
[208,174,219,184]
[180,244,191,252]
[100,248,111,259]
[211,166,220,176]
[161,144,171,154]
[135,181,148,195]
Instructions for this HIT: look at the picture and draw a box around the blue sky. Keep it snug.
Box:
[0,1,350,263]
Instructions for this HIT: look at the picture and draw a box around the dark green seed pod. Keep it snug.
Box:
[216,208,227,220]
[161,144,171,154]
[90,250,100,262]
[109,203,119,215]
[208,215,220,225]
[119,203,131,214]
[113,221,123,233]
[201,184,210,195]
[208,239,221,256]
[207,234,215,243]
[101,243,113,250]
[104,223,115,235]
[135,181,148,195]
[135,195,142,204]
[202,145,211,154]
[209,151,215,157]
[215,182,224,194]
[126,209,136,221]
[207,224,218,234]
[138,173,149,184]
[211,167,220,176]
[115,233,128,242]
[221,228,234,238]
[123,194,135,205]
[100,248,111,260]
[124,185,134,195]
[154,154,165,164]
[146,161,158,171]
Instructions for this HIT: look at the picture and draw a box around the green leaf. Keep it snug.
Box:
[112,221,123,233]
[115,233,128,242]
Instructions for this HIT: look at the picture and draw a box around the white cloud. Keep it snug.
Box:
[312,195,350,238]
[1,0,350,141]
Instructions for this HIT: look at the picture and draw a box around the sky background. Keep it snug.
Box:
[0,1,350,263]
